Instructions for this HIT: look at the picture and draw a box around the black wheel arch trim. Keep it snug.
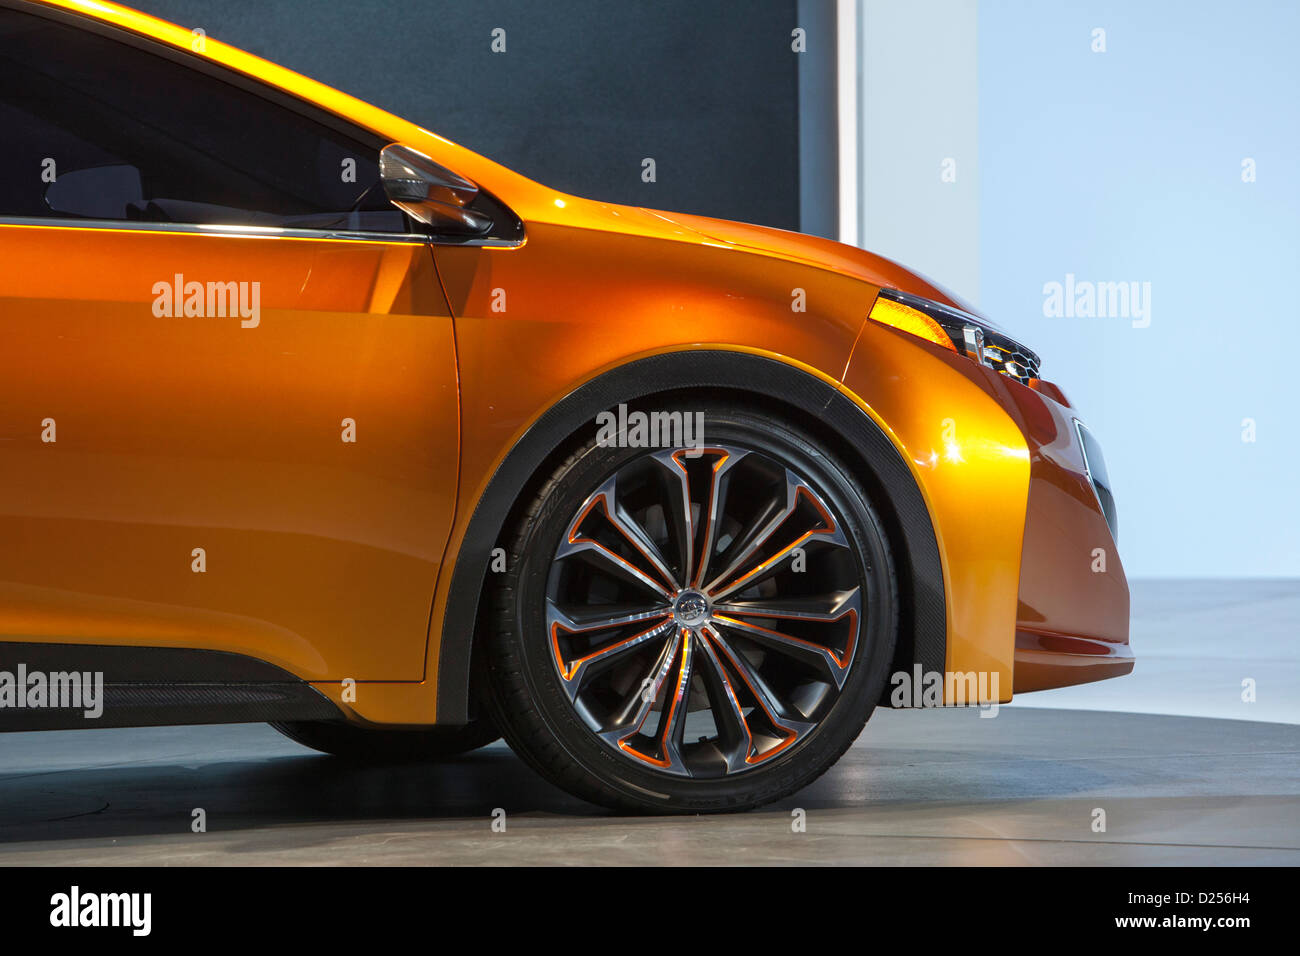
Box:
[436,350,947,723]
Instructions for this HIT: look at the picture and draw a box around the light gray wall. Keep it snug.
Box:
[853,0,1300,578]
[857,0,980,304]
[977,0,1299,578]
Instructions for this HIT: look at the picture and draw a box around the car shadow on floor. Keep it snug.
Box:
[0,743,604,843]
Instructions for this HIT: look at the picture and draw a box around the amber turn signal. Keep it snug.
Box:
[868,295,958,352]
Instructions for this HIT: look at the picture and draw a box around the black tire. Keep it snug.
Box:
[482,402,898,813]
[269,715,500,761]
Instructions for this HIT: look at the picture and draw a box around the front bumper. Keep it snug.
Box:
[1007,380,1133,692]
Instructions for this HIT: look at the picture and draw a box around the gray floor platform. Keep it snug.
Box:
[1009,578,1300,724]
[0,707,1294,865]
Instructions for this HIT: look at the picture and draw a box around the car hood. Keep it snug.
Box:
[645,208,989,321]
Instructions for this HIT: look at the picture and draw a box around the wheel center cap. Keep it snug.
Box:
[673,590,711,627]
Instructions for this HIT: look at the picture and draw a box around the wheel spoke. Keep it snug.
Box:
[548,600,674,633]
[711,588,860,687]
[695,627,756,772]
[652,450,695,590]
[711,615,854,689]
[707,482,849,601]
[708,532,815,601]
[688,449,745,589]
[593,475,680,591]
[702,469,803,595]
[548,605,674,698]
[599,627,693,776]
[705,625,815,755]
[656,628,695,773]
[602,625,678,729]
[713,588,860,624]
[554,538,675,602]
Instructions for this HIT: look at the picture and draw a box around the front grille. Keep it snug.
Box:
[981,335,1041,385]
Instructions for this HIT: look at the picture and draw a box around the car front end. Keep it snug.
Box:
[850,282,1131,702]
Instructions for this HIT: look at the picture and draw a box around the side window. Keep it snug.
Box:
[0,8,408,233]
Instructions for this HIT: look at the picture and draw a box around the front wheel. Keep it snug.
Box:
[483,403,898,813]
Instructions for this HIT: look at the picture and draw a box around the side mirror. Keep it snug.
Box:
[379,143,493,236]
[45,164,144,219]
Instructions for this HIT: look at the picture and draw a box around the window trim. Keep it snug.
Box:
[0,215,432,243]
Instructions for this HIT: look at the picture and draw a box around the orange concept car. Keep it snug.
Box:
[0,0,1131,812]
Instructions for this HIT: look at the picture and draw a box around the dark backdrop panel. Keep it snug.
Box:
[127,0,801,229]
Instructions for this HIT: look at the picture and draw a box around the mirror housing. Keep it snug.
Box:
[45,164,144,219]
[379,143,493,236]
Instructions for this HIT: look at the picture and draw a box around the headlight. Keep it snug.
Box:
[869,288,1041,385]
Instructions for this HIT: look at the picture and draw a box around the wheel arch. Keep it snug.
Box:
[435,350,947,722]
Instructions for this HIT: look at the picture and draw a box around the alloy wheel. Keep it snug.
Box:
[544,445,866,779]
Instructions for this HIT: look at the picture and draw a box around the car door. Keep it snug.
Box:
[0,5,457,681]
